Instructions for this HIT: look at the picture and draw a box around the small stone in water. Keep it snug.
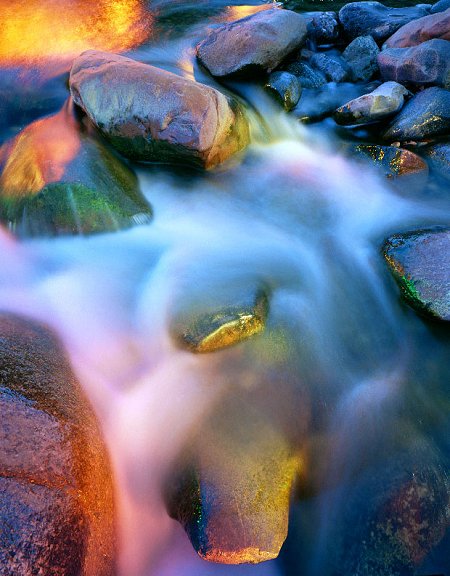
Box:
[383,227,450,321]
[342,36,380,82]
[383,8,450,48]
[305,11,341,46]
[334,81,408,125]
[265,71,302,111]
[284,61,327,88]
[378,39,450,88]
[383,86,450,142]
[310,51,351,83]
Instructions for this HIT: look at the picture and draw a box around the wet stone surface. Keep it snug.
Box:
[265,71,302,111]
[342,35,380,82]
[383,7,450,47]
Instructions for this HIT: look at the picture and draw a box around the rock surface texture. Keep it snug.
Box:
[0,314,116,575]
[383,228,450,321]
[422,141,450,182]
[70,51,249,169]
[265,71,302,111]
[196,8,307,77]
[378,39,450,87]
[384,8,450,47]
[310,52,351,82]
[342,35,380,81]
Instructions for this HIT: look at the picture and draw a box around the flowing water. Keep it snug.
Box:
[0,2,449,575]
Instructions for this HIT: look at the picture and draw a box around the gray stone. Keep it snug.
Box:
[338,2,429,43]
[265,71,302,111]
[334,81,408,125]
[284,61,327,88]
[383,228,450,321]
[342,35,380,81]
[378,39,450,88]
[431,0,450,13]
[196,8,307,77]
[383,87,450,142]
[304,11,341,45]
[384,8,450,48]
[310,51,351,82]
[0,99,152,238]
[70,50,249,170]
[422,142,450,182]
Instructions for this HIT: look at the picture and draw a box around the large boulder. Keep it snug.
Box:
[378,39,450,88]
[70,51,249,169]
[334,81,408,125]
[383,228,450,321]
[0,99,152,238]
[383,87,450,142]
[0,313,115,574]
[196,8,307,78]
[384,8,450,48]
[338,2,429,43]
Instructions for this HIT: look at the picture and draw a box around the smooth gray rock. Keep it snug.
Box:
[338,2,429,43]
[383,87,450,142]
[384,8,450,48]
[304,11,341,45]
[422,142,450,182]
[334,81,408,125]
[310,51,351,82]
[431,0,450,13]
[70,51,249,169]
[342,36,380,81]
[378,39,450,88]
[383,228,450,321]
[265,71,302,111]
[196,8,307,77]
[284,61,327,88]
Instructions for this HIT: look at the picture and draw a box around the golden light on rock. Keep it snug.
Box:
[224,4,275,22]
[0,0,152,70]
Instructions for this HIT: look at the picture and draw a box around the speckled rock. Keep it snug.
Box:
[384,8,450,48]
[196,8,307,77]
[342,36,380,81]
[422,141,450,182]
[431,0,450,12]
[0,99,152,238]
[338,2,429,43]
[70,50,249,169]
[0,314,115,574]
[378,39,450,88]
[284,61,327,88]
[304,11,341,45]
[310,51,351,82]
[334,81,408,125]
[383,227,450,321]
[383,87,450,142]
[265,71,302,111]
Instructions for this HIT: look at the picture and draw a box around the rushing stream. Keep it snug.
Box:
[0,1,449,575]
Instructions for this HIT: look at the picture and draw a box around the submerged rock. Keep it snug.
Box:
[305,11,341,45]
[196,8,307,78]
[0,100,152,238]
[342,36,380,82]
[383,228,450,321]
[378,39,450,88]
[284,61,327,88]
[310,51,351,82]
[0,313,115,574]
[384,8,450,47]
[70,50,249,169]
[265,71,302,111]
[431,0,450,12]
[422,141,450,182]
[338,2,429,43]
[383,87,450,142]
[334,81,408,125]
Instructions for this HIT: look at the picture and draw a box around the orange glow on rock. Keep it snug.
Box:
[224,4,276,22]
[0,0,152,70]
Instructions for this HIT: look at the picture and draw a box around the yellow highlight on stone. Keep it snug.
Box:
[195,312,265,353]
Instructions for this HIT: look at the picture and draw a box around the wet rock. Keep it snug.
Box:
[342,36,380,82]
[196,8,307,78]
[304,11,341,45]
[384,8,450,48]
[383,227,450,321]
[0,313,115,574]
[383,87,450,142]
[70,50,249,169]
[265,71,302,111]
[348,144,429,193]
[310,51,351,82]
[431,0,450,12]
[378,39,450,88]
[334,81,408,125]
[422,141,450,182]
[338,2,429,43]
[284,61,327,88]
[293,82,377,123]
[0,100,152,238]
